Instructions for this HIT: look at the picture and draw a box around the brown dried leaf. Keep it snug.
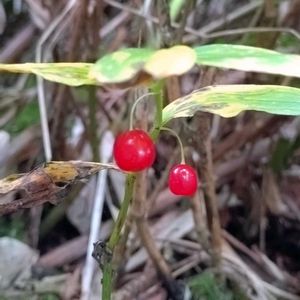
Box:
[0,160,119,215]
[0,174,24,194]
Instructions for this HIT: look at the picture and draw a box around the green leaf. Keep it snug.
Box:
[0,63,96,86]
[4,102,40,134]
[162,85,300,124]
[0,215,25,240]
[195,44,300,78]
[90,48,155,84]
[188,272,240,300]
[169,0,185,21]
[270,136,300,173]
[3,44,300,86]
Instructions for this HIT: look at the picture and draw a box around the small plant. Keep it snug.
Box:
[188,272,247,300]
[1,42,300,300]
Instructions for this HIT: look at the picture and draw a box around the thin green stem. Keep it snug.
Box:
[107,174,136,250]
[102,263,114,300]
[150,81,164,140]
[161,127,185,163]
[101,173,136,300]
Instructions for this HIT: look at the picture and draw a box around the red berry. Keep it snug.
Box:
[168,164,197,196]
[113,129,156,172]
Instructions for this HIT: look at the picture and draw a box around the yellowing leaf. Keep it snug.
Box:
[0,63,96,86]
[144,45,196,79]
[43,162,79,182]
[162,85,300,124]
[0,175,24,195]
[91,48,155,84]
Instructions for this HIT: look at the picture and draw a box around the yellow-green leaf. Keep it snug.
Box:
[90,48,155,84]
[195,44,300,78]
[0,63,96,86]
[162,85,300,124]
[91,46,196,84]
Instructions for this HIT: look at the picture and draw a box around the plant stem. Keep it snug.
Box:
[107,174,136,250]
[88,86,100,162]
[101,173,136,300]
[150,80,164,140]
[161,127,185,163]
[102,263,113,300]
[129,92,155,130]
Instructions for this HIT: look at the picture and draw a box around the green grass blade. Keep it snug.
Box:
[169,0,185,21]
[162,84,300,124]
[195,44,300,78]
[0,63,96,86]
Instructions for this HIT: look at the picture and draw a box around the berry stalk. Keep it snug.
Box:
[161,126,185,164]
[102,80,164,299]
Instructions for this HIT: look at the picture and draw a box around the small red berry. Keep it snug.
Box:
[168,164,198,196]
[113,129,156,172]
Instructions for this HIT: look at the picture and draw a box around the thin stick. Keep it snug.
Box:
[81,132,113,300]
[35,0,76,161]
[0,2,5,34]
[190,190,210,252]
[136,218,171,276]
[198,115,222,267]
[104,0,300,43]
[104,0,263,43]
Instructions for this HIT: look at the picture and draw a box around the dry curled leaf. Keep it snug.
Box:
[0,161,119,215]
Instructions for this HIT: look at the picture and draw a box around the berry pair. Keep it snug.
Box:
[113,129,198,196]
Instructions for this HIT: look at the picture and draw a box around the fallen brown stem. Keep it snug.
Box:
[114,264,157,300]
[191,190,210,252]
[195,114,222,267]
[133,170,171,276]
